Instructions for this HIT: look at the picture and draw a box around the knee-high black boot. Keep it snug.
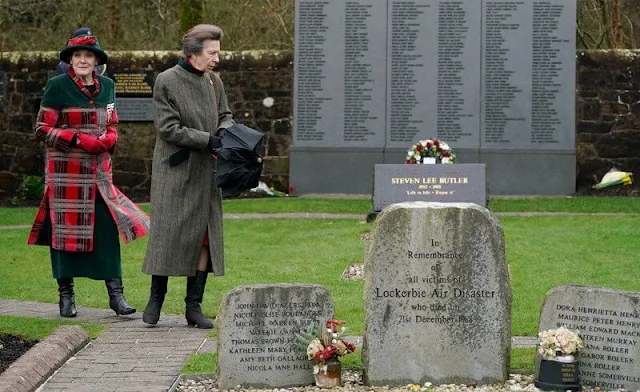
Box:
[105,278,136,315]
[143,275,168,325]
[57,278,77,318]
[185,270,213,329]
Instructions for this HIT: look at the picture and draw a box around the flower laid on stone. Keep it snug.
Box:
[295,319,356,369]
[537,326,584,359]
[406,139,456,164]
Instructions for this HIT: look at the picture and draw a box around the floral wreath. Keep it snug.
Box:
[406,139,456,164]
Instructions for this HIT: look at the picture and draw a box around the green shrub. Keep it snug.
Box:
[13,176,44,205]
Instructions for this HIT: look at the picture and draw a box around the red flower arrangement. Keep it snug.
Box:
[296,319,356,366]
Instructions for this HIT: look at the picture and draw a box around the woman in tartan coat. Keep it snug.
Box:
[28,30,150,318]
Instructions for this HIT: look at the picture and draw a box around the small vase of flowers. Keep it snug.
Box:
[295,319,356,388]
[534,326,583,391]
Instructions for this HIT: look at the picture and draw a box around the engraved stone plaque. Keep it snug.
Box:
[216,284,335,389]
[373,164,486,211]
[116,97,153,122]
[539,285,640,390]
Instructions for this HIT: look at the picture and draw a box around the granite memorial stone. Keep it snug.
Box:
[538,285,640,390]
[363,202,512,385]
[216,284,335,389]
[373,164,487,211]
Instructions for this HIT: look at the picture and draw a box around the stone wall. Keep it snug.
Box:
[576,51,640,195]
[0,50,293,203]
[0,50,639,202]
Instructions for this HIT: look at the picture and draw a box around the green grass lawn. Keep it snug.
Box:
[0,315,105,340]
[1,214,637,337]
[1,197,638,376]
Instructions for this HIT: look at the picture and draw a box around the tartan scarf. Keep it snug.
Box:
[67,67,101,97]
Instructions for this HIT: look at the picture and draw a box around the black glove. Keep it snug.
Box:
[207,134,222,153]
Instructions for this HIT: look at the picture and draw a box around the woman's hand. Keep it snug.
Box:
[207,134,222,154]
[77,133,109,154]
[100,131,117,150]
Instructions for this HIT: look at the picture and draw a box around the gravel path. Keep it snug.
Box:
[175,372,540,392]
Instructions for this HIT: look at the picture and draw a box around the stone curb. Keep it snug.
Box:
[0,325,90,392]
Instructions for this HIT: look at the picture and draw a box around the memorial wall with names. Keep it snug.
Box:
[294,0,576,151]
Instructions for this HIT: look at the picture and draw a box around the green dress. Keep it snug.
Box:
[44,192,122,280]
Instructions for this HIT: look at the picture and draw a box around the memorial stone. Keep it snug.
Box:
[111,71,155,97]
[538,285,640,390]
[110,70,155,122]
[216,284,335,389]
[373,164,487,211]
[363,202,511,385]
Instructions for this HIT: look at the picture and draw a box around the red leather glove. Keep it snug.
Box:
[100,130,117,150]
[77,133,108,154]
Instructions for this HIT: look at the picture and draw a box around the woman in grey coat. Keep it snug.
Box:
[142,24,235,328]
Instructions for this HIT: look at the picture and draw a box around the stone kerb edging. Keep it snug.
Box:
[0,325,90,392]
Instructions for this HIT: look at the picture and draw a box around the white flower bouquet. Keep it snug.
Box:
[405,139,456,164]
[537,326,584,359]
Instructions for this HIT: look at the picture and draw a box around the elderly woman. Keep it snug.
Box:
[28,30,150,318]
[142,24,235,329]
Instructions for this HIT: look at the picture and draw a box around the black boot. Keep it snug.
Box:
[143,275,168,325]
[185,270,213,329]
[105,278,136,315]
[57,278,77,318]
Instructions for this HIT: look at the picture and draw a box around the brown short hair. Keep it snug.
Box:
[181,24,224,57]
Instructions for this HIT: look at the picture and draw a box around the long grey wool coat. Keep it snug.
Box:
[143,61,235,276]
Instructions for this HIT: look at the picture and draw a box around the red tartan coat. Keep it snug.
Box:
[28,70,150,252]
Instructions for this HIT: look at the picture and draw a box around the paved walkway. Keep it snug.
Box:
[0,300,216,392]
[0,299,536,392]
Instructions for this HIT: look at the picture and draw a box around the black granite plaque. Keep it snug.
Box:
[111,71,155,97]
[373,164,486,211]
[117,97,153,122]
